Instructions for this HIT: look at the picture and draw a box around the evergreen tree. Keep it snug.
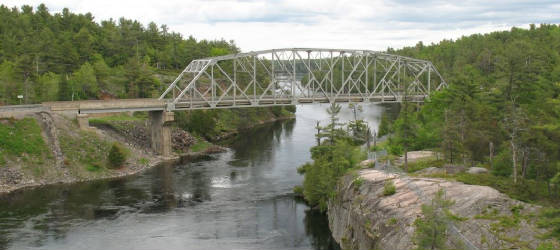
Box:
[413,189,456,250]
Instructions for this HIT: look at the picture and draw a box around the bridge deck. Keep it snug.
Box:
[172,94,426,110]
[1,94,426,115]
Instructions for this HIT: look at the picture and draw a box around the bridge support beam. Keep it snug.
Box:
[149,111,174,156]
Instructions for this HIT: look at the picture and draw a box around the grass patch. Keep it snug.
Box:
[406,157,445,173]
[138,157,149,165]
[191,140,212,152]
[86,162,103,172]
[383,180,396,196]
[421,172,557,207]
[455,173,555,206]
[0,118,49,159]
[538,208,560,240]
[59,129,113,170]
[0,118,52,175]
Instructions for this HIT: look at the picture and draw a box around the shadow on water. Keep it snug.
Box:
[227,119,296,168]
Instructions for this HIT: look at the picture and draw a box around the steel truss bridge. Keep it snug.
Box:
[159,48,446,110]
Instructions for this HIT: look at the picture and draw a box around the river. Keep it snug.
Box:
[0,104,391,250]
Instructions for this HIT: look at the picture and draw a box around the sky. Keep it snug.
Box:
[2,0,560,52]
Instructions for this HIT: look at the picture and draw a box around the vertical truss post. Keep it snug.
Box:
[330,51,334,102]
[365,54,369,98]
[292,50,296,104]
[233,60,237,106]
[381,57,385,102]
[211,64,215,106]
[428,65,431,96]
[253,56,256,105]
[272,51,276,104]
[374,55,377,100]
[341,52,345,101]
[393,57,403,99]
[308,51,312,100]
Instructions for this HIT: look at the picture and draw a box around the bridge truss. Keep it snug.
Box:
[159,48,446,110]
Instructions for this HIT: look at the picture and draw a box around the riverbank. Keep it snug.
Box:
[0,104,339,250]
[0,108,295,194]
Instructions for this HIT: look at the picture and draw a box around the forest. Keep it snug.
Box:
[386,24,560,202]
[0,4,238,104]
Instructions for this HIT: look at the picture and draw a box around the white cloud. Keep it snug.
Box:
[1,0,558,51]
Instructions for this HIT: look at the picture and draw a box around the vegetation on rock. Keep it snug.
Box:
[383,180,396,196]
[413,189,457,250]
[297,103,368,212]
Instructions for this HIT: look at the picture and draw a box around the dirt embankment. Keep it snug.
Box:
[1,109,293,194]
[328,169,559,250]
[0,112,220,194]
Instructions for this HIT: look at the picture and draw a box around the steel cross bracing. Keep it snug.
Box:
[159,48,447,110]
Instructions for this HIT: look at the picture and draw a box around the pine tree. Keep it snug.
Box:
[413,189,456,250]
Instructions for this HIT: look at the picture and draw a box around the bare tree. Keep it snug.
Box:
[503,96,528,184]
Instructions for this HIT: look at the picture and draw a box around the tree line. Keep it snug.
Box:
[0,4,238,104]
[386,24,560,198]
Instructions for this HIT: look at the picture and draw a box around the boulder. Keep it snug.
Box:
[443,164,468,174]
[467,167,489,174]
[415,166,445,175]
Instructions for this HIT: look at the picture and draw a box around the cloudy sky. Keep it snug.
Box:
[2,0,560,51]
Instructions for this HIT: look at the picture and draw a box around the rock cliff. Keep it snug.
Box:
[328,169,557,250]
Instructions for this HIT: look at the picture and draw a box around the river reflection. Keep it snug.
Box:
[0,104,390,250]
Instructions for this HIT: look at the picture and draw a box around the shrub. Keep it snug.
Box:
[413,189,456,250]
[284,105,296,113]
[108,143,127,168]
[383,180,396,196]
[491,148,513,177]
[271,106,283,117]
[353,177,365,190]
[302,141,365,212]
[138,157,149,165]
[293,185,304,196]
[386,137,403,155]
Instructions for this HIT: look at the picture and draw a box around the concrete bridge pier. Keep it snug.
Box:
[149,111,174,156]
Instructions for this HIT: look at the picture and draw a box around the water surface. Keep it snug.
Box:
[0,104,389,250]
